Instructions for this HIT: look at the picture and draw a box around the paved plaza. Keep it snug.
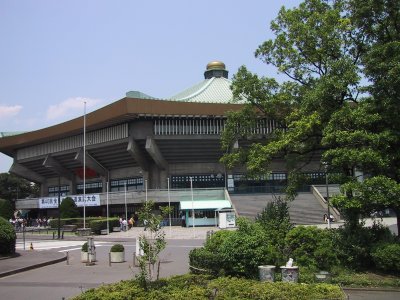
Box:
[1,221,399,299]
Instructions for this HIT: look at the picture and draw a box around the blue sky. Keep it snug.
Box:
[0,0,301,172]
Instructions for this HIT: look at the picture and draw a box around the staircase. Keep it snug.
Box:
[230,192,328,225]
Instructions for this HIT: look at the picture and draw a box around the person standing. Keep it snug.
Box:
[181,213,186,227]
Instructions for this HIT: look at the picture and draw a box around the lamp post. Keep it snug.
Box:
[106,181,109,234]
[324,164,331,229]
[57,176,61,239]
[190,177,195,238]
[124,181,128,223]
[167,177,171,236]
[83,101,86,229]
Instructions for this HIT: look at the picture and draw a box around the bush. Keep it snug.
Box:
[0,217,16,256]
[110,244,124,252]
[189,247,223,276]
[71,274,347,300]
[372,243,400,273]
[256,196,293,265]
[285,226,338,271]
[332,222,396,270]
[217,218,278,278]
[89,218,119,235]
[81,242,88,252]
[0,199,13,220]
[60,197,80,218]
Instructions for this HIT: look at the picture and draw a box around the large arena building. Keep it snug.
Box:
[0,61,326,226]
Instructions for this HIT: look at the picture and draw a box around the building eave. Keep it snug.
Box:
[0,97,243,155]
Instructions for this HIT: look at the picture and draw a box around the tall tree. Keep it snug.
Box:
[322,0,400,233]
[0,173,39,206]
[222,0,400,233]
[222,0,363,198]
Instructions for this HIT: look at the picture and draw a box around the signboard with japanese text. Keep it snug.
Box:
[38,194,100,209]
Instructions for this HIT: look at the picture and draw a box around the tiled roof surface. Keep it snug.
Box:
[169,77,245,104]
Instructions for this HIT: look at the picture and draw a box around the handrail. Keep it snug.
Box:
[311,185,341,221]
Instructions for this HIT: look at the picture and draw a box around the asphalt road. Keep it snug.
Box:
[0,239,203,300]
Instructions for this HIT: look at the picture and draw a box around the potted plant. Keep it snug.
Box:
[110,243,125,263]
[81,241,96,262]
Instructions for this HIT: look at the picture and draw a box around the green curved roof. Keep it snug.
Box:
[169,77,245,104]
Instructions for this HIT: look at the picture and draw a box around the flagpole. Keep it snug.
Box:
[83,101,86,229]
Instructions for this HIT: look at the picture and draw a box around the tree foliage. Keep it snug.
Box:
[0,173,39,205]
[0,198,14,220]
[59,197,80,218]
[136,200,167,289]
[222,0,400,231]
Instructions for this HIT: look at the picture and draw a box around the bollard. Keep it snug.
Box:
[109,252,111,267]
[133,252,136,267]
[53,232,55,239]
[66,251,69,265]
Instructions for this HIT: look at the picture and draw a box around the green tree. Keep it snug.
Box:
[60,197,80,218]
[0,173,39,208]
[322,0,400,233]
[222,0,400,232]
[136,200,167,289]
[221,0,363,200]
[0,199,14,220]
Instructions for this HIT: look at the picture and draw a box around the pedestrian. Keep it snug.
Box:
[181,213,186,227]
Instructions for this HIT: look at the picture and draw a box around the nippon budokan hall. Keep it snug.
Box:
[0,61,332,227]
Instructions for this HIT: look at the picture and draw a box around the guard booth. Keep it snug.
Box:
[218,208,236,229]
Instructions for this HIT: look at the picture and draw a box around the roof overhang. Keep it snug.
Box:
[180,200,232,210]
[0,97,243,155]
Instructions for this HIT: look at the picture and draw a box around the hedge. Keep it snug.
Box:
[48,217,119,234]
[0,217,16,256]
[71,274,346,300]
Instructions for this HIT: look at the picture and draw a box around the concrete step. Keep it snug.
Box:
[230,192,328,225]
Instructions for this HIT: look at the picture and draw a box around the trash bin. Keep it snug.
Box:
[258,265,276,282]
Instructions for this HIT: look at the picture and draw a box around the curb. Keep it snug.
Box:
[0,253,67,278]
[342,287,400,293]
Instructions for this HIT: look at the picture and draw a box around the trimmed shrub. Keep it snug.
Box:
[71,274,347,300]
[0,199,13,220]
[110,244,124,252]
[0,217,16,256]
[285,226,339,271]
[372,243,400,273]
[217,218,278,278]
[89,218,119,234]
[189,247,223,276]
[60,197,80,218]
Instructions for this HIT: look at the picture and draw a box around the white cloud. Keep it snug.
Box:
[46,97,102,120]
[0,105,23,118]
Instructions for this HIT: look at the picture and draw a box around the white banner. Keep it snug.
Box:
[38,194,100,209]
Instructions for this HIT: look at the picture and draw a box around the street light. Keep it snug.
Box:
[324,164,331,229]
[167,177,172,236]
[190,177,195,238]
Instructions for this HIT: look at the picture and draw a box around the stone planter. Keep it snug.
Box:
[280,266,299,283]
[258,265,276,282]
[81,251,96,262]
[110,251,125,263]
